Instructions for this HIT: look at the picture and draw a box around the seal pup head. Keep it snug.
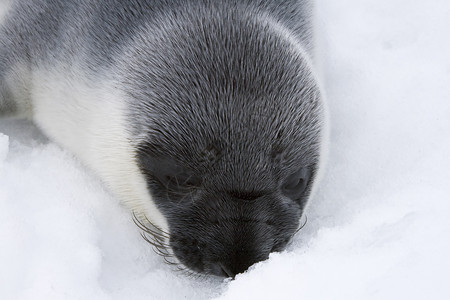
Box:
[122,5,324,277]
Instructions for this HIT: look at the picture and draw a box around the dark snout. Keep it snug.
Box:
[169,193,301,278]
[211,242,275,278]
[171,219,276,278]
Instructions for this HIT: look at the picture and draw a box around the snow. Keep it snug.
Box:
[1,0,450,299]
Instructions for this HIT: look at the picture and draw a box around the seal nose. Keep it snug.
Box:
[219,263,236,278]
[209,246,272,278]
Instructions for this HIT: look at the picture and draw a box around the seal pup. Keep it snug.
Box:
[0,0,326,277]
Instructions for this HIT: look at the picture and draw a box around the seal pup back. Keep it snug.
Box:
[0,0,326,277]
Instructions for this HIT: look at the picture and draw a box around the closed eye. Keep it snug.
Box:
[156,173,202,191]
[281,167,310,199]
[175,172,203,188]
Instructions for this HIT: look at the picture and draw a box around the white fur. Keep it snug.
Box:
[30,65,169,232]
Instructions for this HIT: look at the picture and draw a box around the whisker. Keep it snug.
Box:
[141,232,164,248]
[163,256,180,266]
[134,212,213,281]
[133,214,155,233]
[176,188,196,205]
[133,212,171,241]
[132,211,197,276]
[141,234,171,253]
[143,214,171,237]
[294,214,308,235]
[135,221,168,245]
[151,244,173,256]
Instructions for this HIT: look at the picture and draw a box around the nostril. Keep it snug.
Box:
[228,190,263,201]
[220,263,236,279]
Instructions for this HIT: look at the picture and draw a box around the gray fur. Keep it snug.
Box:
[0,0,324,277]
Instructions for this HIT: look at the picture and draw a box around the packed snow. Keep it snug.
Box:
[1,0,449,299]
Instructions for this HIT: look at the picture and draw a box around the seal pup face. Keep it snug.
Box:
[124,7,324,277]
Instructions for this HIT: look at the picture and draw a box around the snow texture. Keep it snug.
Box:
[1,0,450,299]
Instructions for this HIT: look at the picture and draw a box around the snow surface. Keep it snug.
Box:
[1,0,450,299]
